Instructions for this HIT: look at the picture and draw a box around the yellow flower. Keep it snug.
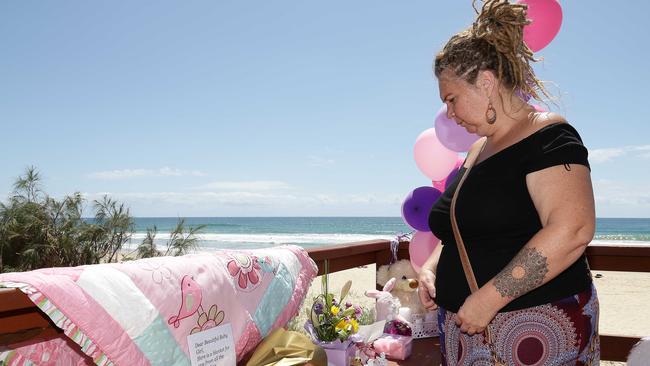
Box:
[330,305,340,315]
[335,319,348,332]
[349,318,359,333]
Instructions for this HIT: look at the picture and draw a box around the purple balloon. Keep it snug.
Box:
[444,157,465,190]
[515,88,532,102]
[444,168,460,190]
[434,105,479,152]
[401,186,442,232]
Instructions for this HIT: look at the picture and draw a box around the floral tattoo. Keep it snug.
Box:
[494,247,548,298]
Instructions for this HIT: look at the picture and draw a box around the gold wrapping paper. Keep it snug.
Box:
[245,328,327,366]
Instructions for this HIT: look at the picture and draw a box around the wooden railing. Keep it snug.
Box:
[0,240,648,363]
[308,240,650,362]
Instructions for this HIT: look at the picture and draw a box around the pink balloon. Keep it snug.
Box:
[519,0,563,52]
[434,105,479,153]
[414,128,458,181]
[432,180,445,191]
[409,231,441,273]
[532,104,546,112]
[432,157,464,191]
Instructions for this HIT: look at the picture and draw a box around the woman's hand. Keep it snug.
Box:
[455,290,500,335]
[417,268,438,311]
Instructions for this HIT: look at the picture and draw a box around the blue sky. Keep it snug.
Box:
[1,1,648,217]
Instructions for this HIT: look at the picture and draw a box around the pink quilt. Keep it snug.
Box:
[0,245,317,365]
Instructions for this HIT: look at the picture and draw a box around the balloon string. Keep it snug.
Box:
[390,232,413,264]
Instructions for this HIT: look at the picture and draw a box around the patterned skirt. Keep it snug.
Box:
[437,285,600,366]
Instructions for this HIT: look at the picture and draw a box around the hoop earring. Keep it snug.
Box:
[486,102,497,124]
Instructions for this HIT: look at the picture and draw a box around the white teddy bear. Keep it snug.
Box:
[376,259,426,318]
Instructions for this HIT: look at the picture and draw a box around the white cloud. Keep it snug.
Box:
[79,190,403,216]
[314,193,402,205]
[589,148,626,163]
[589,145,650,163]
[88,167,206,180]
[592,179,650,216]
[80,174,404,215]
[157,167,206,177]
[82,191,400,207]
[89,169,150,179]
[308,155,335,167]
[195,181,293,191]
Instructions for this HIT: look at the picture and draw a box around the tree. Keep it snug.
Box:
[0,168,134,271]
[92,195,134,263]
[135,219,206,259]
[136,226,160,259]
[0,167,205,273]
[12,166,42,203]
[0,202,9,273]
[163,219,205,257]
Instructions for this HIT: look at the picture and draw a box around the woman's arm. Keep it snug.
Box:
[418,242,443,310]
[455,163,595,334]
[422,242,443,273]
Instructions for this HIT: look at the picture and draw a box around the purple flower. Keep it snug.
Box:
[314,303,324,314]
[345,301,352,308]
[354,305,362,315]
[332,298,338,306]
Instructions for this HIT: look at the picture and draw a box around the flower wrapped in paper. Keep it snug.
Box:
[304,277,363,366]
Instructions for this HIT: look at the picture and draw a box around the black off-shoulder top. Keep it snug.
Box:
[428,122,593,312]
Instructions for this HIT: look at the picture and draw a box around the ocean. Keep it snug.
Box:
[126,217,650,251]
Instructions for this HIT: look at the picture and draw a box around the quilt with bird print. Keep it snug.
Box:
[0,245,317,365]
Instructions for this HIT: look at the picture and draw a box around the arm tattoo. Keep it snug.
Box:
[494,247,549,298]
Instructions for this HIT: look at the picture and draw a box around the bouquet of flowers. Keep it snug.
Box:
[306,276,362,343]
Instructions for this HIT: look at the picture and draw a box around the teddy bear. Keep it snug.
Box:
[376,259,426,319]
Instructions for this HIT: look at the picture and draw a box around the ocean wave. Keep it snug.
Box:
[590,239,650,246]
[128,232,396,246]
[200,223,242,228]
[593,234,650,242]
[124,232,650,251]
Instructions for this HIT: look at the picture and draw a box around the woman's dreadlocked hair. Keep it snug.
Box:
[434,0,551,102]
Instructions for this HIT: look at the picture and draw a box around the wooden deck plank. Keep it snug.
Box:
[388,337,441,365]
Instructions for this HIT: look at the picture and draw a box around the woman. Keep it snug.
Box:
[418,1,599,364]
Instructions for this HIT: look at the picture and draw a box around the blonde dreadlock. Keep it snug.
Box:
[434,0,551,102]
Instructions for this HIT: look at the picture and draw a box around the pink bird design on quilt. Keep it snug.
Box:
[168,275,203,328]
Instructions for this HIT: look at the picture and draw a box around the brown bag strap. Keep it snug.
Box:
[450,138,505,365]
[450,138,487,293]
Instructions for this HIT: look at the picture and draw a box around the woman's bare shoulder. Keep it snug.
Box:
[531,111,567,131]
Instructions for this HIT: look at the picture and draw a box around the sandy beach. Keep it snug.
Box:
[295,265,649,363]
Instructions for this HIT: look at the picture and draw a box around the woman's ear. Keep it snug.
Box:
[477,70,496,97]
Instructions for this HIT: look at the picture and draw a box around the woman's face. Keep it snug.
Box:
[438,69,491,136]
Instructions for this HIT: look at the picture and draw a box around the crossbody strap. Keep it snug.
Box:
[450,138,506,364]
[450,138,487,293]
